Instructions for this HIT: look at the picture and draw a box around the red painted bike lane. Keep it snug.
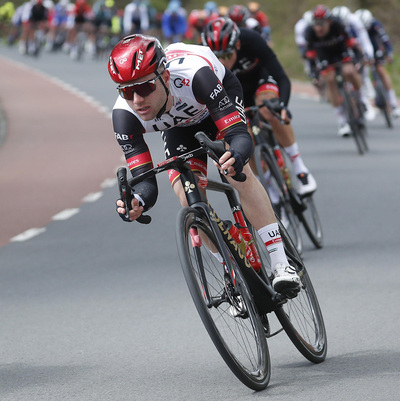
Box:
[0,56,121,247]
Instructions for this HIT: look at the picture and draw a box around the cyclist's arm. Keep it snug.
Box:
[246,31,291,107]
[372,20,393,55]
[112,108,158,212]
[192,66,253,171]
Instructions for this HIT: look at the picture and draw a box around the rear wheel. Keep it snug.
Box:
[340,86,368,155]
[176,207,271,391]
[373,69,393,128]
[298,195,323,249]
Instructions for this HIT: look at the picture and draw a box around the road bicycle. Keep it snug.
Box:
[247,99,323,251]
[335,62,369,155]
[370,64,393,128]
[117,132,327,391]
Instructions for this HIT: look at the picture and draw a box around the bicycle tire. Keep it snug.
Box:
[254,144,303,255]
[341,87,367,155]
[249,218,327,363]
[298,195,323,249]
[176,207,271,391]
[375,79,393,128]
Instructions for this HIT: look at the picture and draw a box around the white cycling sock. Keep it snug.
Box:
[388,89,398,108]
[258,223,289,268]
[284,142,308,176]
[335,106,347,125]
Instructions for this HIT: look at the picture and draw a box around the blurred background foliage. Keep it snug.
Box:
[5,0,399,91]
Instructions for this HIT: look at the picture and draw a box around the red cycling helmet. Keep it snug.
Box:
[228,5,250,26]
[108,34,166,84]
[201,17,240,56]
[313,4,332,21]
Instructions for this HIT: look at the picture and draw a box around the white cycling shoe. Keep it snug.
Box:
[338,122,351,137]
[295,172,317,196]
[392,107,400,119]
[272,263,301,294]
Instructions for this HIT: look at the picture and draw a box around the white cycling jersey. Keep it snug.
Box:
[346,13,374,59]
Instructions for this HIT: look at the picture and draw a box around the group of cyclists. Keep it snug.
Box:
[1,2,397,294]
[108,3,397,295]
[295,5,399,135]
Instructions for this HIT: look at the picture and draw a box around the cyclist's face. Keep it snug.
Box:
[218,49,237,70]
[313,20,330,37]
[126,70,170,121]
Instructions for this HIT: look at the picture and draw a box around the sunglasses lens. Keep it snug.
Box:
[118,79,158,100]
[219,51,233,60]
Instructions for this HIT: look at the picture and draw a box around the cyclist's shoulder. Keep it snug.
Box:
[166,43,225,78]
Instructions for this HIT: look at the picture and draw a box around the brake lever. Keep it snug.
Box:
[195,132,246,182]
[116,167,151,224]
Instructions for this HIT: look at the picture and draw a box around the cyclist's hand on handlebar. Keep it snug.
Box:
[280,107,291,124]
[116,198,143,222]
[216,149,244,177]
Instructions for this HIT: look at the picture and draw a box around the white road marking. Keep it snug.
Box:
[82,192,103,202]
[11,228,47,242]
[52,208,80,221]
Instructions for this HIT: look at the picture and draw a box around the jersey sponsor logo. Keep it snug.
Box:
[151,107,208,131]
[233,57,259,75]
[121,144,134,153]
[215,111,242,132]
[115,133,135,141]
[174,78,190,88]
[218,96,232,111]
[210,83,223,100]
[235,96,246,123]
[126,151,152,170]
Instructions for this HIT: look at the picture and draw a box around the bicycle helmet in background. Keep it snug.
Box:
[332,6,351,24]
[201,17,240,56]
[354,9,374,29]
[312,4,332,22]
[108,34,166,84]
[302,10,313,25]
[228,5,250,26]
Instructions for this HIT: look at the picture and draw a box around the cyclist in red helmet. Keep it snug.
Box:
[304,5,370,136]
[202,17,317,198]
[109,34,301,293]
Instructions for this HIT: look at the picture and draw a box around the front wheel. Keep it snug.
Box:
[176,207,271,391]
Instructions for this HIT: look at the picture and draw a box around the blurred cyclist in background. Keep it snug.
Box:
[123,0,150,35]
[185,1,218,43]
[304,5,370,137]
[355,8,399,118]
[331,5,376,121]
[161,0,187,45]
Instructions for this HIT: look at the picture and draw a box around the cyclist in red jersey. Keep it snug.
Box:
[109,34,301,293]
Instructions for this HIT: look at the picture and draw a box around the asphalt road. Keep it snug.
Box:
[0,45,400,401]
